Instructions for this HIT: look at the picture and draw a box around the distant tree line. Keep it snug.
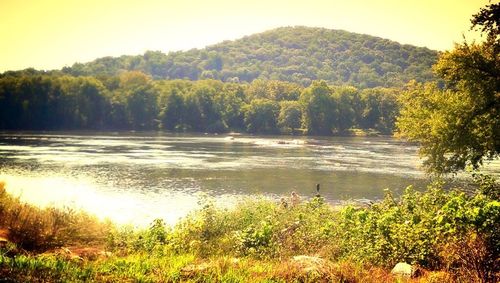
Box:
[60,27,437,89]
[0,71,399,135]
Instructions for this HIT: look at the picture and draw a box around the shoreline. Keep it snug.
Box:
[1,179,498,282]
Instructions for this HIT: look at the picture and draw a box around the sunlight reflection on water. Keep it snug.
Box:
[1,132,495,227]
[0,173,240,227]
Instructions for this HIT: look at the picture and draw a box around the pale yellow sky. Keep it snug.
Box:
[0,0,491,72]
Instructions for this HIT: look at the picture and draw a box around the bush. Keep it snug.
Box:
[1,178,498,282]
[234,220,275,257]
[332,181,499,281]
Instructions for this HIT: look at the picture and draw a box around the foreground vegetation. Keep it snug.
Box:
[1,177,498,282]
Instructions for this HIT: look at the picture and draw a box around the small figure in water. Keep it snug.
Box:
[316,183,321,197]
[290,191,300,207]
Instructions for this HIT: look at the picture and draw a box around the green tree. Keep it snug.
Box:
[159,88,184,131]
[183,83,222,132]
[470,2,499,49]
[278,100,302,134]
[243,99,279,133]
[64,27,438,89]
[215,83,245,130]
[265,80,302,101]
[360,88,399,133]
[332,86,358,133]
[397,4,499,173]
[300,81,337,135]
[64,77,109,129]
[203,52,223,71]
[117,71,159,130]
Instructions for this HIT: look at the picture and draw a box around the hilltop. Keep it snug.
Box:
[61,26,438,88]
[0,27,440,133]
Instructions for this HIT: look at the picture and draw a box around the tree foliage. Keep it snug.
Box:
[1,26,435,135]
[300,81,337,135]
[397,4,500,173]
[278,101,302,134]
[60,27,437,89]
[0,72,399,135]
[243,99,279,134]
[471,2,499,46]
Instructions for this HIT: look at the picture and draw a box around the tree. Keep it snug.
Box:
[215,83,245,130]
[470,2,499,49]
[299,81,337,135]
[397,4,499,173]
[243,99,279,133]
[360,88,399,133]
[62,27,438,89]
[118,71,159,130]
[159,88,184,131]
[183,83,222,132]
[278,100,302,134]
[332,86,358,133]
[203,52,223,71]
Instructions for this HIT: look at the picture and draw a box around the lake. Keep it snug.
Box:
[0,132,429,226]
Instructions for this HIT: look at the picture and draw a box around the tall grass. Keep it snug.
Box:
[0,181,112,251]
[0,178,498,282]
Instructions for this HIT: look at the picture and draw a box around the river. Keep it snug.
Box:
[0,132,430,226]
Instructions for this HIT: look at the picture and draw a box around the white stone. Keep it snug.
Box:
[391,262,414,277]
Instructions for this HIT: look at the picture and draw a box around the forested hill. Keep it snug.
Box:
[61,26,438,88]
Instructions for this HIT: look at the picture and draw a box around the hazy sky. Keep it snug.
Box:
[0,0,491,72]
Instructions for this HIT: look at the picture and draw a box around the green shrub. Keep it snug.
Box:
[332,181,499,281]
[1,178,498,282]
[234,220,275,257]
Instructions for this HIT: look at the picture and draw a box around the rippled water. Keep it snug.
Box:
[0,132,430,226]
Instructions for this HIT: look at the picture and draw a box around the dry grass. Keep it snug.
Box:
[0,181,112,252]
[1,180,498,282]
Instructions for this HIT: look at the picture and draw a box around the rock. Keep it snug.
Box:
[0,236,19,257]
[391,262,415,277]
[68,246,111,260]
[0,229,9,239]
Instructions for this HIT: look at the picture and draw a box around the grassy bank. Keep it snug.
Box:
[0,179,498,282]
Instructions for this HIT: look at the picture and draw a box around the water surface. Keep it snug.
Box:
[0,132,429,226]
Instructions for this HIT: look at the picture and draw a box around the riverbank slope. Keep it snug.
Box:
[0,180,498,282]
